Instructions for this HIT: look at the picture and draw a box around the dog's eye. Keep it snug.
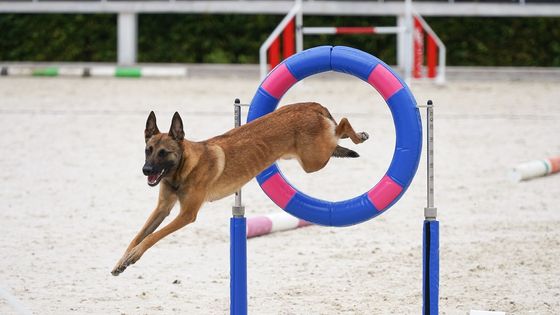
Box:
[145,146,153,155]
[158,149,167,157]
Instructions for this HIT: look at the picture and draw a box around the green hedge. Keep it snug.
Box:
[138,14,280,63]
[0,14,559,66]
[0,14,116,62]
[426,17,560,67]
[137,14,397,64]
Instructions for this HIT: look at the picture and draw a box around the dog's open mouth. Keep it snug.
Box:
[147,169,166,186]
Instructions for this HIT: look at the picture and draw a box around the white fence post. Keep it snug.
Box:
[117,12,137,65]
[295,0,303,53]
[403,0,413,85]
[397,14,406,71]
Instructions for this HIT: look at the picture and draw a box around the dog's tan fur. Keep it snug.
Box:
[111,102,368,276]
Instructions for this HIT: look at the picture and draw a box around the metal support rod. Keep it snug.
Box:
[424,99,436,220]
[232,98,245,217]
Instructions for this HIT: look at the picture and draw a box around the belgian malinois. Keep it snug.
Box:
[111,102,369,276]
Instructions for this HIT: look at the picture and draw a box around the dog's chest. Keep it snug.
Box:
[206,185,238,202]
[205,176,244,202]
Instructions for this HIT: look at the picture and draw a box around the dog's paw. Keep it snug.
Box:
[111,247,144,276]
[111,258,129,276]
[358,132,370,142]
[111,265,125,276]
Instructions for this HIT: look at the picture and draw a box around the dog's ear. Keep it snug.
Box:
[145,111,160,143]
[169,112,185,141]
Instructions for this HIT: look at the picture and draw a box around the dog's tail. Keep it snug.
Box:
[332,145,360,158]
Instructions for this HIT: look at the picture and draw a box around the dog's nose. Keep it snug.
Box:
[142,164,154,175]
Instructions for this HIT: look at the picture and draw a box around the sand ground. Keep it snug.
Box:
[0,74,559,314]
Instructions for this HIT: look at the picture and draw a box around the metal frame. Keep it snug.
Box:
[230,98,440,314]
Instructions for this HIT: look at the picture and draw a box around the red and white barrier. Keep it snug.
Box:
[259,0,446,84]
[267,24,402,74]
[302,26,402,35]
[412,14,446,83]
[413,17,424,79]
[247,212,311,238]
[267,18,296,72]
[509,156,560,182]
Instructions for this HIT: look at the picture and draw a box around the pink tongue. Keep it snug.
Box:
[148,175,158,183]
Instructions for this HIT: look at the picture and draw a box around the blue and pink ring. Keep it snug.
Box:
[247,46,422,227]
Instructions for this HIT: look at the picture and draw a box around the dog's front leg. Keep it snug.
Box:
[111,185,177,276]
[111,188,205,275]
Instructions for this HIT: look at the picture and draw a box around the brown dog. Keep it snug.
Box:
[111,102,369,276]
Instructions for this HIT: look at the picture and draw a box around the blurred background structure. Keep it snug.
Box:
[1,0,559,70]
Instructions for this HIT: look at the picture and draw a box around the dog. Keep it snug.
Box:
[111,102,369,276]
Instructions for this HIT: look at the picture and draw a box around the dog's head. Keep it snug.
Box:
[142,111,185,186]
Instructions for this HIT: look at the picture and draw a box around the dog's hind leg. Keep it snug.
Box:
[332,145,360,158]
[335,118,369,144]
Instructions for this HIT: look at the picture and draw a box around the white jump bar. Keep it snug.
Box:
[302,26,403,35]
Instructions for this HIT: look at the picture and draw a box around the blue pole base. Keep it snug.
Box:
[422,220,439,315]
[230,217,248,315]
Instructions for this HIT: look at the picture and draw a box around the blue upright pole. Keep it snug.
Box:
[230,217,247,315]
[423,220,439,315]
[422,100,439,315]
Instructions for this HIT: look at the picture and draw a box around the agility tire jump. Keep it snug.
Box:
[247,46,422,227]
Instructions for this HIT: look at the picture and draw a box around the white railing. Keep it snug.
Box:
[2,1,560,16]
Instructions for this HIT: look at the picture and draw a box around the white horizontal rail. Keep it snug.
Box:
[302,27,338,35]
[302,26,403,35]
[2,1,560,16]
[373,26,404,34]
